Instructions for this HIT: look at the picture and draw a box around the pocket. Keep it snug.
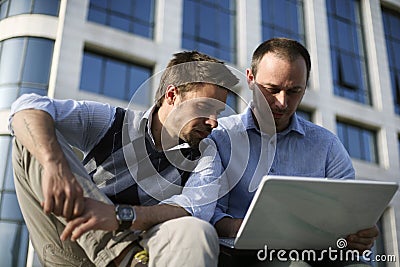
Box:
[43,243,93,267]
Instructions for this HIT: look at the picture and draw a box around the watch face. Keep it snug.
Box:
[119,207,134,220]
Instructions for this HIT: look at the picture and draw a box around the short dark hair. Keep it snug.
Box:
[154,51,239,108]
[251,38,311,82]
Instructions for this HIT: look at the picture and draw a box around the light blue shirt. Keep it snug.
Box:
[9,94,222,222]
[210,105,355,224]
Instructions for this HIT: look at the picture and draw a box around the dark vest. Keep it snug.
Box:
[82,108,200,206]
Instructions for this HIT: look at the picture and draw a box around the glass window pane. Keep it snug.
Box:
[129,65,151,102]
[22,38,54,85]
[347,125,362,159]
[109,14,130,32]
[103,59,127,100]
[1,192,23,221]
[19,87,47,96]
[90,0,107,9]
[0,136,11,189]
[110,0,132,16]
[0,222,29,267]
[4,145,14,190]
[8,0,31,16]
[339,53,359,89]
[33,0,60,16]
[0,38,25,84]
[80,52,103,94]
[0,86,18,109]
[87,7,107,24]
[133,0,153,22]
[0,1,9,19]
[182,0,195,36]
[199,5,216,41]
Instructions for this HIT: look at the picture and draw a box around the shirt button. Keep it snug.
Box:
[270,168,275,173]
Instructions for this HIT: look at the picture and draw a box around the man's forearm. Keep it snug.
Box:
[214,217,243,237]
[133,204,190,231]
[11,109,65,165]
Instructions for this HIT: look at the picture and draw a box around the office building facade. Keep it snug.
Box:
[0,0,399,266]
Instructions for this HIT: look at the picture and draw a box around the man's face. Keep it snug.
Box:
[170,84,228,147]
[247,53,307,132]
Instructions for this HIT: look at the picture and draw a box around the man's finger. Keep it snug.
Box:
[42,197,54,215]
[73,197,85,218]
[61,217,86,241]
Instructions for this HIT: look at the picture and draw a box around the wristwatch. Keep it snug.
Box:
[115,204,136,232]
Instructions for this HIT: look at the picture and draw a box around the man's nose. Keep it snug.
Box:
[275,91,288,109]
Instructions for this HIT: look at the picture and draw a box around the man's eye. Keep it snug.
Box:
[267,88,281,94]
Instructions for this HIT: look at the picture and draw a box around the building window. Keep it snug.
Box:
[80,51,153,103]
[0,135,29,267]
[382,8,400,115]
[0,0,60,19]
[337,121,378,163]
[296,109,312,121]
[182,0,236,63]
[261,0,305,43]
[398,135,400,167]
[326,0,370,105]
[87,0,155,39]
[0,37,54,109]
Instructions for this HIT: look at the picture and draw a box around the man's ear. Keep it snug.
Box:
[164,85,179,105]
[246,68,255,90]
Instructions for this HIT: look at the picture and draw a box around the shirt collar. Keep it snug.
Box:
[143,105,191,151]
[241,102,305,136]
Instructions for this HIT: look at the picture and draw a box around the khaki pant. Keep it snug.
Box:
[12,136,219,267]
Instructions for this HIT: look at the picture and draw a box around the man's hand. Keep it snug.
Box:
[60,198,118,242]
[346,225,379,252]
[12,109,85,220]
[215,217,243,237]
[41,160,84,220]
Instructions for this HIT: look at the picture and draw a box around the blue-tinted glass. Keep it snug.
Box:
[199,5,216,41]
[389,16,400,42]
[0,38,24,84]
[218,0,231,11]
[0,86,18,109]
[90,0,107,9]
[103,59,127,100]
[4,157,14,190]
[340,53,359,89]
[398,137,400,165]
[133,23,151,38]
[80,53,102,94]
[133,0,153,22]
[87,8,107,24]
[110,0,132,16]
[8,0,31,16]
[225,91,237,113]
[0,136,11,189]
[361,130,376,163]
[19,87,47,96]
[336,20,356,53]
[347,125,362,159]
[1,193,23,220]
[392,41,400,68]
[182,0,196,37]
[0,222,29,267]
[337,122,345,146]
[22,38,54,85]
[0,0,9,19]
[129,66,151,103]
[218,12,231,47]
[33,0,60,16]
[198,42,217,58]
[109,14,130,32]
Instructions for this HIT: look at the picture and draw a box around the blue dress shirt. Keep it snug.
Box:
[210,105,355,224]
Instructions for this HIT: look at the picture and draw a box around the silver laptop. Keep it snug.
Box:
[220,175,398,250]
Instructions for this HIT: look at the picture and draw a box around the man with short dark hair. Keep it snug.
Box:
[210,38,378,267]
[10,51,239,266]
